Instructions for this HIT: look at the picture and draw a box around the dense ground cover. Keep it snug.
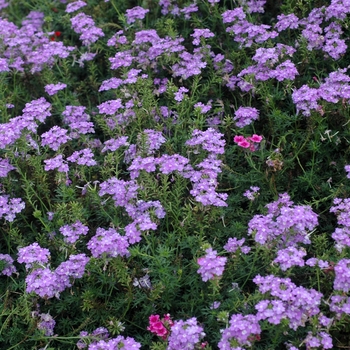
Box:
[1,0,350,348]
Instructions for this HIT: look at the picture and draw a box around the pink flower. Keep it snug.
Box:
[238,140,251,148]
[249,134,263,143]
[234,135,245,143]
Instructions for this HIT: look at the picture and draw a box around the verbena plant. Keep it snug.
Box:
[0,0,350,349]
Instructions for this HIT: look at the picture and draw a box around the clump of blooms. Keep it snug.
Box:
[273,246,307,271]
[167,317,206,350]
[41,126,71,151]
[303,331,333,349]
[70,13,104,46]
[37,312,56,336]
[248,193,318,248]
[0,254,17,276]
[147,314,173,340]
[59,221,89,244]
[87,227,130,258]
[224,237,250,254]
[254,274,322,330]
[17,242,50,269]
[330,197,350,252]
[234,106,259,127]
[44,82,67,95]
[65,0,86,13]
[67,148,97,166]
[218,314,261,349]
[0,196,25,222]
[125,6,149,24]
[234,134,263,151]
[197,247,227,282]
[243,186,260,201]
[44,154,69,173]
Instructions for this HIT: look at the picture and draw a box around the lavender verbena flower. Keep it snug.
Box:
[0,254,17,276]
[191,28,214,45]
[0,58,9,72]
[0,158,15,177]
[221,8,246,23]
[44,82,67,96]
[37,312,56,336]
[99,178,138,207]
[172,51,207,79]
[197,248,227,282]
[254,274,322,330]
[248,193,318,247]
[174,87,189,102]
[128,156,160,179]
[273,247,306,271]
[65,0,87,13]
[26,267,61,298]
[330,294,350,316]
[70,13,104,46]
[99,77,124,91]
[102,136,129,153]
[0,196,25,222]
[270,60,299,81]
[210,301,221,309]
[138,129,166,155]
[218,314,261,349]
[185,128,225,154]
[305,258,329,269]
[333,259,350,293]
[224,237,250,254]
[67,148,97,166]
[22,97,51,123]
[234,106,259,127]
[41,126,71,151]
[158,154,190,174]
[125,6,149,24]
[44,154,69,173]
[59,221,89,244]
[17,242,50,269]
[304,331,333,349]
[274,13,299,32]
[88,335,141,349]
[97,99,123,115]
[87,227,130,258]
[330,197,350,251]
[240,0,266,13]
[243,186,260,201]
[55,254,90,291]
[194,101,212,114]
[167,318,205,350]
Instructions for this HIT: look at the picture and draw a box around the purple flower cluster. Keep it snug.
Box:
[333,259,350,293]
[248,193,318,248]
[59,220,89,244]
[25,253,89,299]
[197,248,227,282]
[67,148,97,166]
[17,242,50,269]
[37,312,56,336]
[87,227,130,258]
[62,105,95,137]
[224,237,250,254]
[88,335,141,349]
[243,186,260,201]
[218,314,261,349]
[254,275,322,330]
[0,195,25,222]
[234,106,259,128]
[138,129,166,155]
[65,0,86,13]
[0,254,17,276]
[125,6,149,24]
[273,246,306,271]
[0,16,74,73]
[70,13,104,46]
[44,154,69,173]
[304,331,333,349]
[102,136,129,153]
[41,126,71,151]
[222,7,278,48]
[44,82,67,96]
[330,197,350,252]
[167,318,205,350]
